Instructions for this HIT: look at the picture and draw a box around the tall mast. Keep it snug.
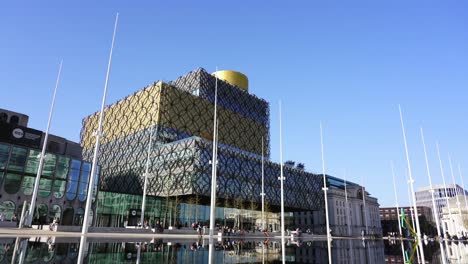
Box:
[320,122,332,264]
[279,101,285,238]
[261,137,265,230]
[25,60,63,227]
[390,161,403,237]
[78,15,119,264]
[279,101,286,264]
[420,127,442,238]
[457,164,468,212]
[209,68,219,238]
[398,105,425,262]
[448,155,463,236]
[436,143,455,236]
[361,176,369,235]
[343,170,351,236]
[140,122,155,228]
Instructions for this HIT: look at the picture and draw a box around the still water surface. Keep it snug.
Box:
[0,236,459,263]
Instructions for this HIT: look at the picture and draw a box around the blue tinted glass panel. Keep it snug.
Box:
[66,160,81,200]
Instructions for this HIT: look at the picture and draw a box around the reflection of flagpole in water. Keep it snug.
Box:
[136,243,141,264]
[319,122,332,264]
[262,241,265,264]
[347,237,354,264]
[208,237,214,263]
[16,238,28,264]
[439,240,448,264]
[281,237,286,264]
[77,235,88,264]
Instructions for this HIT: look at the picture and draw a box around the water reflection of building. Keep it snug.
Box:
[380,206,435,237]
[441,195,468,236]
[326,180,382,236]
[0,108,99,227]
[416,184,468,225]
[79,68,381,234]
[1,237,386,263]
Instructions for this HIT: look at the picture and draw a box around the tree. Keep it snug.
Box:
[296,163,305,171]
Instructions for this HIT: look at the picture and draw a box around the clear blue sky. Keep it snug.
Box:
[2,1,468,207]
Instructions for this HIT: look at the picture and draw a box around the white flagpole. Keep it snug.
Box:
[420,127,442,238]
[343,170,351,236]
[140,123,155,228]
[436,143,455,237]
[261,136,265,230]
[398,105,425,263]
[448,155,463,236]
[209,68,219,238]
[279,101,285,238]
[361,176,369,235]
[390,161,403,238]
[457,164,468,213]
[80,13,119,237]
[320,122,332,264]
[26,60,63,227]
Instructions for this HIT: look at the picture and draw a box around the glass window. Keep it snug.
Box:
[53,179,66,198]
[0,143,10,171]
[42,153,56,178]
[21,176,35,195]
[38,178,52,197]
[7,146,27,172]
[25,149,40,174]
[55,156,70,179]
[78,162,91,202]
[3,172,22,194]
[66,160,81,200]
[0,201,15,220]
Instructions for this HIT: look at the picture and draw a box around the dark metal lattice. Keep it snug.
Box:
[80,68,323,212]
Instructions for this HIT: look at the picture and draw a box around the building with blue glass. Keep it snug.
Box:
[0,108,99,227]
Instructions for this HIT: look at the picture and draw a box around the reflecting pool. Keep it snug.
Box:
[1,236,462,263]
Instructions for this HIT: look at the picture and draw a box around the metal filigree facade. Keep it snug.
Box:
[80,68,324,212]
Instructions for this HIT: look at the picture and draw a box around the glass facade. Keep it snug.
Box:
[95,191,287,231]
[0,141,99,226]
